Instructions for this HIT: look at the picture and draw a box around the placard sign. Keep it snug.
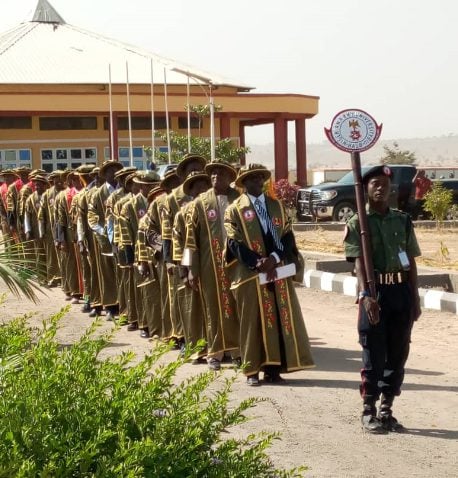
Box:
[324,109,382,153]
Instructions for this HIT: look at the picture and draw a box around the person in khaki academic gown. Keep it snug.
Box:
[87,160,124,321]
[113,173,140,327]
[55,171,83,302]
[0,170,18,252]
[24,174,49,280]
[146,169,181,341]
[173,171,212,361]
[72,164,97,313]
[184,159,241,370]
[38,170,65,287]
[78,167,103,316]
[119,171,160,335]
[105,166,138,322]
[224,164,314,386]
[136,185,166,339]
[6,167,31,242]
[162,154,206,345]
[6,167,29,243]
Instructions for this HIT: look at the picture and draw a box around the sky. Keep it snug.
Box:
[1,0,458,145]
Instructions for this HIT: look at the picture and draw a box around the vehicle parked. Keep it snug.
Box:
[155,163,177,179]
[296,165,418,222]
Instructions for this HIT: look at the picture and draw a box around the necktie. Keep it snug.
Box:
[254,198,283,251]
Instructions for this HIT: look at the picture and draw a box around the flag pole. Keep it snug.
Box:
[187,75,191,153]
[126,61,133,167]
[150,59,156,165]
[108,64,114,160]
[209,82,215,162]
[163,67,172,164]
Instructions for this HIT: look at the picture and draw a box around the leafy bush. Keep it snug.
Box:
[274,179,300,216]
[0,312,305,477]
[423,182,454,227]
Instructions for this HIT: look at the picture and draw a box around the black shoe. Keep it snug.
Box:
[246,374,260,386]
[81,303,91,313]
[232,357,242,369]
[88,308,101,318]
[361,413,386,433]
[191,356,207,365]
[263,372,285,384]
[140,328,149,338]
[127,322,138,331]
[208,358,221,371]
[378,409,404,432]
[106,311,115,322]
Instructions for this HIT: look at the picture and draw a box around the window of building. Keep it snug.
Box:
[39,117,98,131]
[0,149,32,169]
[103,116,169,131]
[40,147,97,171]
[0,116,32,129]
[178,116,202,129]
[104,146,149,169]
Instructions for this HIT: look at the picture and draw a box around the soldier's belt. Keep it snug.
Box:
[376,271,409,285]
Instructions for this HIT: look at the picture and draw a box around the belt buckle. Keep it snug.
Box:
[385,272,395,285]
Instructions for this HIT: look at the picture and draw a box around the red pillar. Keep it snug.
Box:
[274,117,288,180]
[220,115,231,139]
[239,122,246,166]
[295,118,307,186]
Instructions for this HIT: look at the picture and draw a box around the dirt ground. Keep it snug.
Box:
[1,271,457,477]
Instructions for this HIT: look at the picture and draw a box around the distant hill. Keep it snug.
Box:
[246,135,458,171]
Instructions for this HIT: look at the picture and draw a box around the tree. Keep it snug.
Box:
[423,182,454,228]
[380,142,417,165]
[145,131,249,165]
[185,104,222,137]
[144,104,248,166]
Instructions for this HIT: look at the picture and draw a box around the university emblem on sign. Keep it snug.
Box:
[207,209,217,221]
[243,209,255,222]
[324,109,382,153]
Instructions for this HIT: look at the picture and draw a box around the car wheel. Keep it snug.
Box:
[332,202,356,222]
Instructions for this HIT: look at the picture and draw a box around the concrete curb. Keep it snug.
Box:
[302,269,458,315]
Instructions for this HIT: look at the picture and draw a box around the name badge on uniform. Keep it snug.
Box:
[398,249,410,271]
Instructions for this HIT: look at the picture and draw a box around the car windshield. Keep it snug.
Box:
[337,167,372,185]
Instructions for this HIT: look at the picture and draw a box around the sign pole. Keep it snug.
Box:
[350,151,376,299]
[325,108,383,299]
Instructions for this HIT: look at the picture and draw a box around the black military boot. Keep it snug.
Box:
[361,402,386,434]
[378,395,404,432]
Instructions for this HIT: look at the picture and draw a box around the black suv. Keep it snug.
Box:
[296,165,417,222]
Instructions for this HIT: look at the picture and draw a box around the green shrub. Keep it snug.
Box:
[423,182,454,227]
[0,311,305,477]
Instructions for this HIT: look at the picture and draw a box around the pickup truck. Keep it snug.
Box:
[296,165,417,222]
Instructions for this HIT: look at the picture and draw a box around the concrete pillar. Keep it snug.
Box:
[220,115,231,139]
[295,118,307,186]
[274,117,288,180]
[239,122,246,166]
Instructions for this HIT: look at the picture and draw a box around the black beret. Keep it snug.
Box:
[362,165,392,185]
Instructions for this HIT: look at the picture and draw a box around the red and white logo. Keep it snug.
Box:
[207,209,217,221]
[243,209,256,222]
[324,109,382,153]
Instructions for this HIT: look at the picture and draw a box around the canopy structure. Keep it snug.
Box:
[0,0,319,184]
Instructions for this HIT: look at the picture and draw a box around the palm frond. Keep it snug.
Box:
[0,237,44,303]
